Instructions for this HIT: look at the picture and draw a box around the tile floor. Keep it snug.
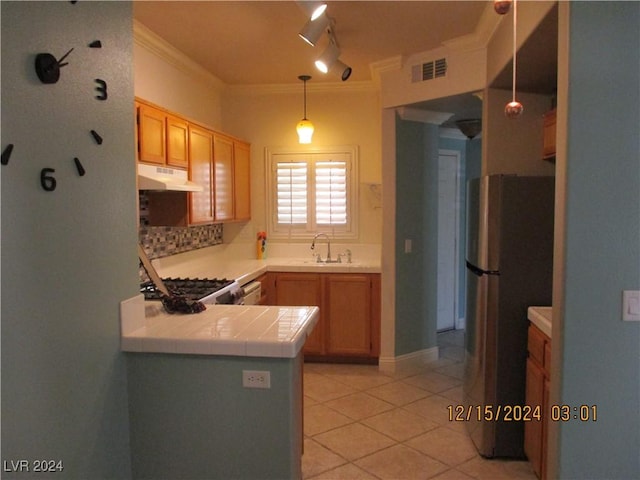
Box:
[301,330,537,479]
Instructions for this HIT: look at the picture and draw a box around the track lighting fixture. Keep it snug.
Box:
[333,59,352,81]
[297,1,327,21]
[298,13,329,47]
[298,6,353,81]
[296,75,314,144]
[314,39,340,74]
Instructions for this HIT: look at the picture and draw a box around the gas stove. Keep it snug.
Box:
[140,277,243,305]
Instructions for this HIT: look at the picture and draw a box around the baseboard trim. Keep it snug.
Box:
[378,346,439,374]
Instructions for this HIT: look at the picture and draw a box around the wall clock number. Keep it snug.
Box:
[89,40,102,49]
[90,130,103,145]
[40,168,57,192]
[2,144,14,165]
[74,157,86,176]
[94,79,108,101]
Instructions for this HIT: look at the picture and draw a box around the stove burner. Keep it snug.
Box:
[141,277,234,301]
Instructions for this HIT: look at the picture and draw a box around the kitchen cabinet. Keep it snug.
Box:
[188,125,215,225]
[269,272,381,361]
[137,98,251,226]
[233,140,251,221]
[271,273,324,355]
[542,108,556,161]
[137,102,189,169]
[166,115,189,169]
[213,134,251,222]
[213,134,234,221]
[524,323,551,479]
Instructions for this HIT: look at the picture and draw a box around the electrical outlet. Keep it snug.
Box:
[242,370,271,389]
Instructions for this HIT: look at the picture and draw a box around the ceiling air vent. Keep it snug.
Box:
[411,57,447,83]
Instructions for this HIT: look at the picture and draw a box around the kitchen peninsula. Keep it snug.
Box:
[121,295,318,479]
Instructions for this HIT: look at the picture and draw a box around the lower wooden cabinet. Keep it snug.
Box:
[267,272,380,361]
[524,323,551,479]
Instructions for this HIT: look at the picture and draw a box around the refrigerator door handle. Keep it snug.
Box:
[466,260,500,277]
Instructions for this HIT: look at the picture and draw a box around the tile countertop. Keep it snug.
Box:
[120,295,319,358]
[528,306,552,338]
[151,245,382,287]
[122,244,376,358]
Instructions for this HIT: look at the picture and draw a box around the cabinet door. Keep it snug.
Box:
[166,115,189,169]
[213,134,234,221]
[233,141,251,221]
[524,357,544,478]
[325,274,372,356]
[138,104,166,165]
[274,273,323,355]
[188,126,214,225]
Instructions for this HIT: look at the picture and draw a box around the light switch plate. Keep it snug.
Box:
[622,290,640,321]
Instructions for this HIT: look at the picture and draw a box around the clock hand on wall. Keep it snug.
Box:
[34,47,74,84]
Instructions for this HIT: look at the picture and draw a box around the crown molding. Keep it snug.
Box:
[133,20,225,90]
[370,55,403,83]
[224,80,379,96]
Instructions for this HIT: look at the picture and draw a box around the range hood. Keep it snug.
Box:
[138,163,203,192]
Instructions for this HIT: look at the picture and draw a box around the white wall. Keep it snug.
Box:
[133,21,224,129]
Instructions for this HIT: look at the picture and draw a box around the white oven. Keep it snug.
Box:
[242,281,262,305]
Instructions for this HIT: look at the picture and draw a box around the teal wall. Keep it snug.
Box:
[1,2,137,478]
[558,2,639,477]
[127,353,303,480]
[394,118,442,355]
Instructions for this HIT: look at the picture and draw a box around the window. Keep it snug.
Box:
[266,146,358,239]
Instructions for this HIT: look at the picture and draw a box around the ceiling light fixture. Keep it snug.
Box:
[313,26,352,81]
[296,75,314,144]
[314,39,340,74]
[297,1,327,21]
[504,0,523,118]
[298,13,329,47]
[333,59,353,82]
[493,0,512,15]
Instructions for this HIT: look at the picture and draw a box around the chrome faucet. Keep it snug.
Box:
[310,233,331,263]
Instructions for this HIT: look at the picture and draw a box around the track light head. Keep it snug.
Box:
[297,1,327,21]
[298,13,329,47]
[314,40,340,74]
[334,59,352,81]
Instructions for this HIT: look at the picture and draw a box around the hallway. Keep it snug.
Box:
[302,330,537,479]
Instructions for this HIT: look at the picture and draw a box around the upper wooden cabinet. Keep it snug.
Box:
[166,115,189,169]
[213,134,252,222]
[189,126,215,225]
[138,103,189,169]
[542,109,556,161]
[233,140,251,222]
[136,98,251,225]
[213,134,234,222]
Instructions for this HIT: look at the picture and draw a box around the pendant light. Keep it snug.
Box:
[296,75,314,144]
[504,0,523,118]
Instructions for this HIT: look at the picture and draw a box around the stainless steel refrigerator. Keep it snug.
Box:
[463,174,555,458]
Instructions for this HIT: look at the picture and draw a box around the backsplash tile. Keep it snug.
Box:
[138,192,223,261]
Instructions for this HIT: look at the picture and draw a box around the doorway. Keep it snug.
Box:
[436,149,461,332]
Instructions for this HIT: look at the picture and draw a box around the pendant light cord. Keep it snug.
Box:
[303,78,307,119]
[512,0,517,102]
